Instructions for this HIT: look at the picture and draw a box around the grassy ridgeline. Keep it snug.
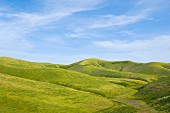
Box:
[62,58,170,77]
[63,64,156,82]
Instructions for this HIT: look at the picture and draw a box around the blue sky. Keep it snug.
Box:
[0,0,170,64]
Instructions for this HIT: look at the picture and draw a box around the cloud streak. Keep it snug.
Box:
[89,0,162,29]
[67,0,162,38]
[93,35,170,52]
[88,14,148,29]
[0,0,103,50]
[92,35,170,62]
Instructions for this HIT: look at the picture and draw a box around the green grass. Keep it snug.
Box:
[62,58,170,112]
[63,58,170,77]
[0,57,62,68]
[99,77,148,89]
[0,64,137,99]
[135,76,170,112]
[0,57,137,113]
[0,73,114,113]
[0,57,169,112]
[62,61,156,82]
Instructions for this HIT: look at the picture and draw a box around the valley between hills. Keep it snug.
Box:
[0,57,169,113]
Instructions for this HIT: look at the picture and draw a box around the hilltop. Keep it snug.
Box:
[0,57,169,113]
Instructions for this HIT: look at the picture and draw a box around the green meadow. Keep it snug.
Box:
[0,57,169,113]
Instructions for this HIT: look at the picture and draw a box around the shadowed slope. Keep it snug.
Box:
[135,76,170,112]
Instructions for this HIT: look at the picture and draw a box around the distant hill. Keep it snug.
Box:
[0,57,169,113]
[62,58,170,77]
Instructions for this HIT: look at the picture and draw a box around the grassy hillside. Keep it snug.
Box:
[135,76,170,112]
[0,73,113,113]
[61,59,156,82]
[63,58,170,77]
[0,57,62,68]
[0,58,136,99]
[62,64,155,82]
[61,58,170,112]
[0,57,169,113]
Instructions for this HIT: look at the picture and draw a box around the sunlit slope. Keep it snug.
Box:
[0,57,62,68]
[0,73,113,113]
[62,58,170,78]
[0,57,136,99]
[0,57,169,112]
[61,58,170,112]
[99,77,147,89]
[62,59,156,82]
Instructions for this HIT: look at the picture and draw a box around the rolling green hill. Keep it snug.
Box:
[0,57,169,113]
[62,58,170,77]
[0,73,113,113]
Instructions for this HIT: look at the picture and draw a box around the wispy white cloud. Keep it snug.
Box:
[88,14,148,29]
[43,0,103,12]
[88,0,163,29]
[0,0,103,51]
[67,0,161,38]
[93,35,170,51]
[0,0,103,29]
[117,30,134,36]
[0,21,34,50]
[92,35,170,62]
